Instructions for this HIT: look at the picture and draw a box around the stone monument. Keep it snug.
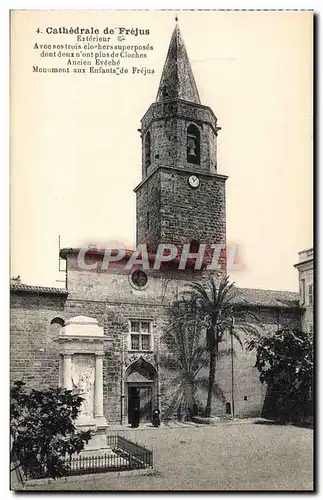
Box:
[56,316,108,450]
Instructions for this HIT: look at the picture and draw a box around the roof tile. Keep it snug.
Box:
[10,284,68,295]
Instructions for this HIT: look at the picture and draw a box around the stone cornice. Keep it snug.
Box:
[294,258,314,269]
[141,99,218,127]
[55,335,105,355]
[56,335,105,342]
[133,164,228,193]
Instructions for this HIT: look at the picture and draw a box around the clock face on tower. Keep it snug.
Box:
[188,175,200,188]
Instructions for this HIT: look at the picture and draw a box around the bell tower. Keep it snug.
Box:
[134,22,227,264]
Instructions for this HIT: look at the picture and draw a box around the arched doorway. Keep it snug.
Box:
[125,357,157,424]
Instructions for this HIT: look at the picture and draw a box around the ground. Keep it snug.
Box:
[20,420,313,491]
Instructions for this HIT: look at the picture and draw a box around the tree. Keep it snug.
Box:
[247,328,313,422]
[160,297,223,421]
[10,381,92,479]
[184,276,258,417]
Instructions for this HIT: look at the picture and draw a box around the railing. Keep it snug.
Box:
[107,434,153,468]
[21,434,153,481]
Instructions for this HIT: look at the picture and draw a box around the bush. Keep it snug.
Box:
[248,329,313,422]
[10,380,92,479]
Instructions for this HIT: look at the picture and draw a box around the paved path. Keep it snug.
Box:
[23,420,313,491]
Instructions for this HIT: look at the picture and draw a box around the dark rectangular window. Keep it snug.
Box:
[129,321,152,351]
[300,278,305,305]
[131,334,140,351]
[141,335,150,351]
[308,284,313,305]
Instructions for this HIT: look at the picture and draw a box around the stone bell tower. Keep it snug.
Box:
[134,22,227,266]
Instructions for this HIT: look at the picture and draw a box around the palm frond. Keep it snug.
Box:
[216,347,236,358]
[159,354,179,371]
[163,275,262,418]
[230,329,244,350]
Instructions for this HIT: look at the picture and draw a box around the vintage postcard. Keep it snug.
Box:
[10,10,313,491]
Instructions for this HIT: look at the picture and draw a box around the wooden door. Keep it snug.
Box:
[140,386,152,422]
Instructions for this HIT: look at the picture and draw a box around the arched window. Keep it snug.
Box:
[50,317,65,336]
[144,131,151,171]
[225,402,231,415]
[187,124,200,165]
[189,239,200,253]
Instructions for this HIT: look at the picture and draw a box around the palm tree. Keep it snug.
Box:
[184,275,259,418]
[159,297,226,421]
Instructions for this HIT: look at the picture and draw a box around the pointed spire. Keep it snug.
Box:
[156,23,201,104]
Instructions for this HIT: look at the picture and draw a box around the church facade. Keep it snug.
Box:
[10,25,311,426]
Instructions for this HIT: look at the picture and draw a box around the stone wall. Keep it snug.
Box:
[136,95,225,255]
[10,292,66,389]
[294,248,314,333]
[136,166,226,258]
[140,100,218,175]
[10,266,301,424]
[136,168,162,252]
[160,168,226,248]
[212,306,301,418]
[299,266,314,333]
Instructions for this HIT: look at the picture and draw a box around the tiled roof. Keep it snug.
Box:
[235,287,299,309]
[9,282,299,308]
[10,284,68,295]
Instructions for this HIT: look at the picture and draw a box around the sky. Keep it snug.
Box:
[10,10,313,291]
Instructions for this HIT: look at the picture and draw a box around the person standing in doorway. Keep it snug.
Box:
[132,405,140,428]
[152,406,161,427]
